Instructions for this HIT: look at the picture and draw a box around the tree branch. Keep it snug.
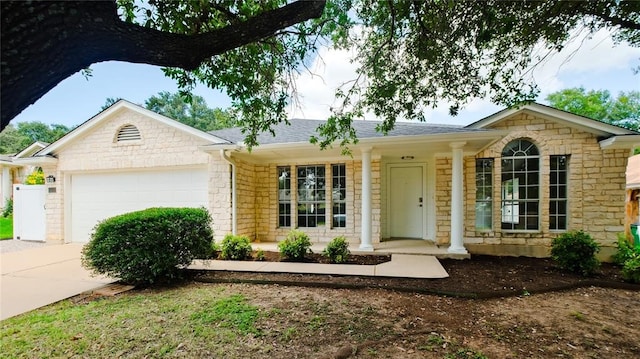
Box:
[1,0,326,130]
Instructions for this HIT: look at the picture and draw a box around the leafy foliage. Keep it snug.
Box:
[612,234,640,283]
[550,230,600,276]
[0,122,71,154]
[82,207,214,285]
[546,88,639,131]
[220,234,253,260]
[322,236,350,263]
[24,168,44,185]
[145,91,236,131]
[278,229,312,261]
[2,198,13,218]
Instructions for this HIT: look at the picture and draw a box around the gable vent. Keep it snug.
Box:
[116,125,141,142]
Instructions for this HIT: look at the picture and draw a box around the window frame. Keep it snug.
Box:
[500,139,541,232]
[549,155,569,231]
[296,164,327,228]
[331,164,347,228]
[475,158,494,231]
[277,166,292,228]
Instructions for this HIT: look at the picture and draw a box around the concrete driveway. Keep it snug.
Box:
[1,242,114,320]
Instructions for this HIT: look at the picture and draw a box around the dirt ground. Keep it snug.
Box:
[191,253,640,358]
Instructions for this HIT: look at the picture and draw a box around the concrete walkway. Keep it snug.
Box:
[191,254,449,279]
[1,243,113,320]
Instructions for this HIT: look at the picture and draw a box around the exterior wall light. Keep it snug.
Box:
[46,175,56,184]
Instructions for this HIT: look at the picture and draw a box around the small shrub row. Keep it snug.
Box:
[220,234,252,260]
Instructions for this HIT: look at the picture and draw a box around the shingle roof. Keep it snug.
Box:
[209,119,490,145]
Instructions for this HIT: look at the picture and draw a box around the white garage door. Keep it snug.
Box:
[70,168,208,243]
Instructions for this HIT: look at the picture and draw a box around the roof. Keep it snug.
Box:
[210,119,490,145]
[37,100,229,156]
[467,102,639,137]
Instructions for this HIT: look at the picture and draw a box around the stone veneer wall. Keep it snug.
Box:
[45,108,211,243]
[434,157,453,246]
[249,159,381,244]
[463,113,629,258]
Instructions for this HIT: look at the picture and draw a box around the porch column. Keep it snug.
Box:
[360,147,373,250]
[2,167,10,204]
[448,142,468,254]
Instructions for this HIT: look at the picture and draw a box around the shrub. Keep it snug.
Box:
[255,249,265,261]
[220,234,252,260]
[613,234,640,283]
[622,256,640,283]
[612,234,637,266]
[278,229,312,261]
[323,236,351,263]
[550,230,600,276]
[82,207,213,285]
[25,168,45,185]
[2,198,12,218]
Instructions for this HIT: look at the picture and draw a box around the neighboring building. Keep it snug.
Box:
[13,101,640,259]
[0,142,48,208]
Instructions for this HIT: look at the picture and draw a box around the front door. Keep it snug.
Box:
[389,166,424,238]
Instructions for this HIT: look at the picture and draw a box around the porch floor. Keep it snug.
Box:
[252,239,470,259]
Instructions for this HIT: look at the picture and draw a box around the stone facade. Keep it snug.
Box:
[462,113,630,258]
[44,108,211,242]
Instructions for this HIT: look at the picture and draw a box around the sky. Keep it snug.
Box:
[10,29,640,129]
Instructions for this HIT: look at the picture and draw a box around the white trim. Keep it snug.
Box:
[468,103,638,136]
[220,150,237,235]
[12,156,58,165]
[39,100,230,155]
[599,135,640,150]
[15,142,48,158]
[448,143,467,254]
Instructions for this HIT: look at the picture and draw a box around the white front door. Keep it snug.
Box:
[389,166,424,238]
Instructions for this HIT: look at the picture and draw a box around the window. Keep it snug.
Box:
[116,124,141,141]
[501,139,540,230]
[475,158,493,230]
[297,165,326,227]
[550,155,569,230]
[332,164,346,228]
[277,166,291,227]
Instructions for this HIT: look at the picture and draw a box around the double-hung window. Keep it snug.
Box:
[277,166,292,227]
[475,158,493,230]
[332,164,346,228]
[549,155,569,231]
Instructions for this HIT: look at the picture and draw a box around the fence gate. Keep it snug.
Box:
[13,184,46,241]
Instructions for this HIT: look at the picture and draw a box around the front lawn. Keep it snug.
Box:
[0,216,12,239]
[1,282,638,358]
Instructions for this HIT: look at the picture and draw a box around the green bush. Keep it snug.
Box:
[612,234,638,265]
[322,236,351,263]
[220,234,252,260]
[278,229,312,261]
[612,234,640,283]
[82,207,213,286]
[550,230,600,276]
[2,198,12,218]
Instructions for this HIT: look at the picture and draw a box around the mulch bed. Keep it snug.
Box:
[192,253,640,298]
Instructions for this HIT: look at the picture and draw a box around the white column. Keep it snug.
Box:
[448,142,468,254]
[360,147,373,250]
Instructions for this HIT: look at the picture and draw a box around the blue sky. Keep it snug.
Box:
[10,29,640,129]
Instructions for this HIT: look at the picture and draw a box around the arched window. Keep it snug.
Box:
[115,124,141,142]
[501,139,539,230]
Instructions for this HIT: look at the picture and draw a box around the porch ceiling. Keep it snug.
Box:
[224,131,506,163]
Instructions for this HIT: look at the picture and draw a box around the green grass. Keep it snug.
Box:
[0,216,13,239]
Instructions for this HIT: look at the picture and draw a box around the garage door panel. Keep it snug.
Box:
[71,168,208,243]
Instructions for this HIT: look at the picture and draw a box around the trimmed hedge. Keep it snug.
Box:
[82,207,213,285]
